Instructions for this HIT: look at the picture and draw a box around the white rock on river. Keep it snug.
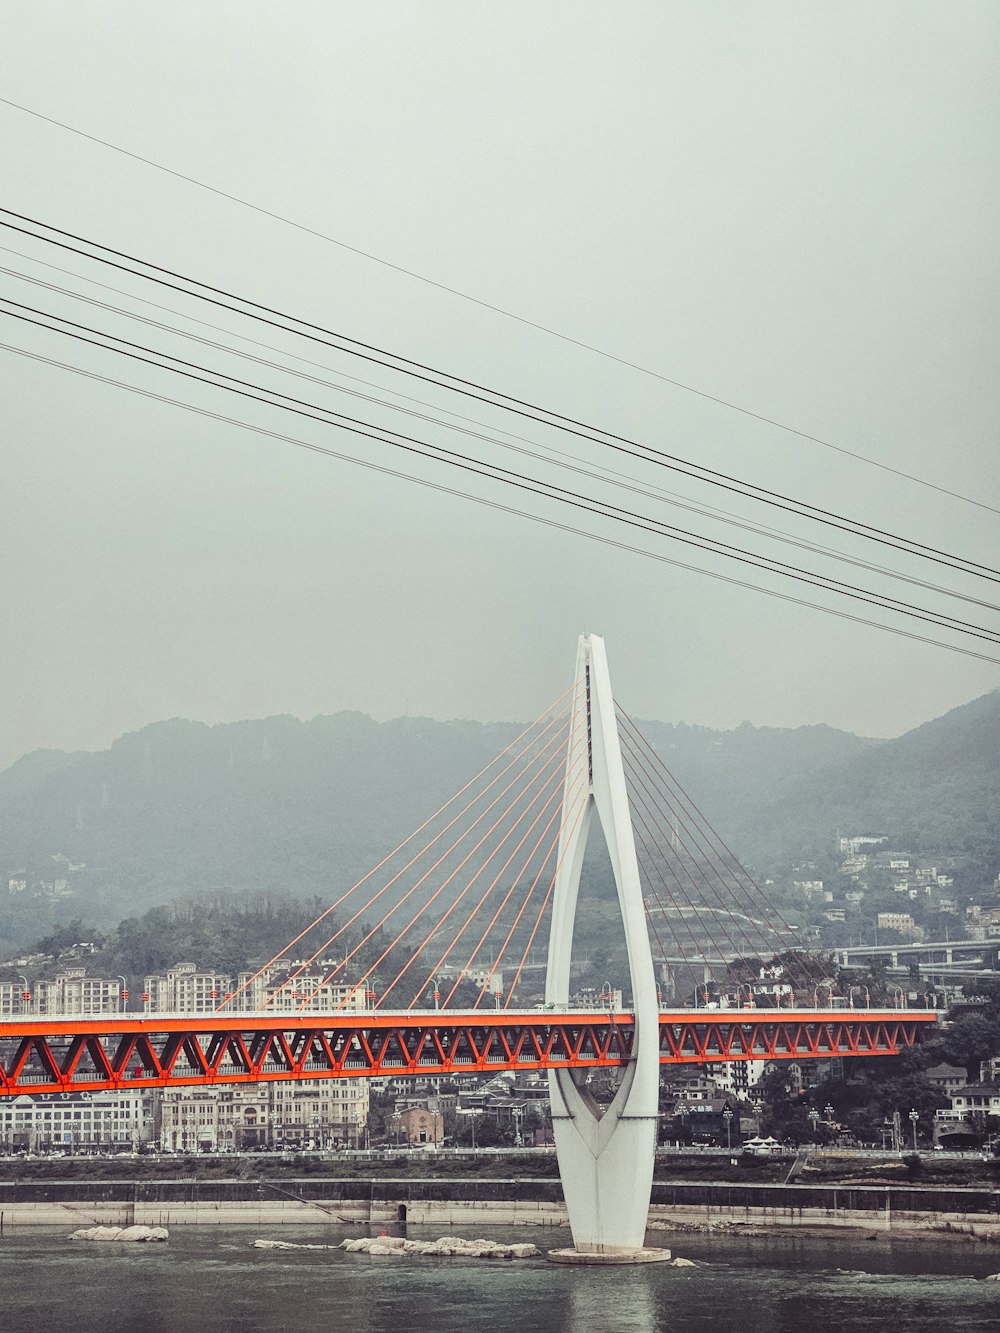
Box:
[70,1225,169,1243]
[252,1236,696,1264]
[253,1240,340,1251]
[350,1236,541,1259]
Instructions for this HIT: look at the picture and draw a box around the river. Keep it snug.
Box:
[2,1222,998,1332]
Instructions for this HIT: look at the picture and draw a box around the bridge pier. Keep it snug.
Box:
[546,634,667,1261]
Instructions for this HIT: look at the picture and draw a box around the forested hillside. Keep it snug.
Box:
[1,691,997,955]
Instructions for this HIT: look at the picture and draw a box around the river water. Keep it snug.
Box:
[2,1222,999,1333]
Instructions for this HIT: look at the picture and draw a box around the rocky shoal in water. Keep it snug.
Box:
[70,1225,169,1243]
[254,1235,698,1264]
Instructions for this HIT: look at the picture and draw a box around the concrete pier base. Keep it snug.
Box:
[547,1246,672,1266]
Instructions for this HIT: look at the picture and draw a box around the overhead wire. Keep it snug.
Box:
[3,209,997,583]
[3,299,998,654]
[2,101,994,516]
[4,255,996,618]
[4,335,999,669]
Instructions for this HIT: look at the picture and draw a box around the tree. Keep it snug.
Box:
[941,1013,1000,1079]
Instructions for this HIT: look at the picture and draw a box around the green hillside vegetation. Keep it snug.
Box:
[0,692,997,957]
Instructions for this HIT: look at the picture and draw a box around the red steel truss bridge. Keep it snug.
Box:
[0,1007,936,1097]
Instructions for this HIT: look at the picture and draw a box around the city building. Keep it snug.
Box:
[0,1090,155,1153]
[235,959,367,1012]
[35,968,124,1015]
[143,962,231,1012]
[876,912,920,939]
[837,835,888,856]
[159,1077,369,1152]
[933,1081,1000,1147]
[665,1093,744,1145]
[0,969,124,1017]
[926,1062,971,1096]
[390,1104,445,1147]
[0,979,33,1017]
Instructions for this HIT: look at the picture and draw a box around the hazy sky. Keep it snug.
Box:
[2,3,998,772]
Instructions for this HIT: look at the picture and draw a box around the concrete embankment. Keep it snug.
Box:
[2,1177,1000,1238]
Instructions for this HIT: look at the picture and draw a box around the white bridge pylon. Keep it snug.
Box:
[545,634,661,1256]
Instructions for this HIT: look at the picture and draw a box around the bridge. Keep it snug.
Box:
[0,634,937,1258]
[0,1006,929,1096]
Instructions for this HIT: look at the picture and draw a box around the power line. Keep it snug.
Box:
[5,296,998,647]
[3,95,995,516]
[3,208,997,585]
[3,335,999,668]
[5,256,996,616]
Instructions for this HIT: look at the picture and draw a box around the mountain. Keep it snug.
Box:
[0,692,997,952]
[639,690,1000,867]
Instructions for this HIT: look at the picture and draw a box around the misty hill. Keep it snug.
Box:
[0,692,997,952]
[640,689,1000,867]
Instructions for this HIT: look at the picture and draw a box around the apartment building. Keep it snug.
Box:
[0,1089,155,1153]
[160,1077,369,1151]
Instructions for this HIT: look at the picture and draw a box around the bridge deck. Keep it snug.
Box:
[0,1008,937,1096]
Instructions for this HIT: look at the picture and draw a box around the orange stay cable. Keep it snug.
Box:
[406,760,573,1009]
[262,707,573,1009]
[438,795,567,1009]
[431,737,589,1009]
[619,715,792,975]
[295,715,573,1009]
[617,703,808,978]
[383,767,565,1009]
[470,767,578,1010]
[342,730,572,1011]
[217,680,579,1010]
[260,701,575,1010]
[504,774,590,1007]
[444,794,570,1009]
[624,752,743,973]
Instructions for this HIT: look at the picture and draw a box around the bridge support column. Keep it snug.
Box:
[546,634,666,1261]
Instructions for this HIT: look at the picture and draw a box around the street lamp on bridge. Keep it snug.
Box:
[909,1108,919,1151]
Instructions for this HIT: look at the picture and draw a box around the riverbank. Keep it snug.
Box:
[4,1147,998,1188]
[3,1175,1000,1242]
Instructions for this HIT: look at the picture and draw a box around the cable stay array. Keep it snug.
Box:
[218,684,582,1015]
[205,692,828,1017]
[616,704,822,1004]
